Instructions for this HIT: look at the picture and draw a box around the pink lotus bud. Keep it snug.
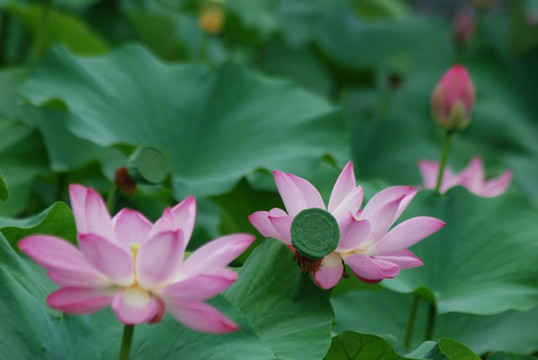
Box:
[452,9,475,46]
[431,65,475,131]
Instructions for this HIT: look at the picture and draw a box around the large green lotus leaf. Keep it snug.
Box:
[487,353,538,360]
[2,233,333,358]
[324,332,480,360]
[0,201,76,247]
[381,188,538,315]
[314,0,452,72]
[0,119,48,216]
[0,68,125,175]
[20,45,348,199]
[8,4,108,56]
[331,289,538,355]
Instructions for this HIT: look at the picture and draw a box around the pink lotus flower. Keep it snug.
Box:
[249,162,445,289]
[431,65,475,131]
[19,185,254,332]
[418,156,512,197]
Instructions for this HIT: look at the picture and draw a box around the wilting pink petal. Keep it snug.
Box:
[69,184,114,241]
[19,235,101,287]
[78,233,134,287]
[161,269,237,302]
[336,214,370,252]
[136,230,185,290]
[314,252,344,289]
[274,170,324,215]
[345,254,400,281]
[371,217,446,254]
[47,287,117,314]
[111,287,157,325]
[167,301,239,333]
[112,209,152,249]
[179,234,254,280]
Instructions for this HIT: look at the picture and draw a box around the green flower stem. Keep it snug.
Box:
[404,295,419,348]
[424,303,436,341]
[31,0,53,61]
[118,325,135,360]
[198,33,210,63]
[0,11,9,66]
[434,131,453,193]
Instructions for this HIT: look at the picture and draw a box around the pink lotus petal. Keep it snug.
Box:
[78,233,134,287]
[69,184,115,241]
[150,196,196,243]
[111,287,157,325]
[19,235,102,287]
[112,208,152,249]
[374,249,423,269]
[274,170,324,216]
[371,216,445,254]
[345,253,400,281]
[361,186,416,221]
[248,208,287,241]
[330,186,364,223]
[161,269,237,302]
[459,156,485,191]
[314,252,344,289]
[136,230,185,290]
[170,196,196,242]
[336,214,370,252]
[417,160,440,190]
[178,234,254,280]
[167,301,239,333]
[268,214,294,245]
[478,170,512,197]
[47,287,117,314]
[358,195,405,250]
[328,162,356,213]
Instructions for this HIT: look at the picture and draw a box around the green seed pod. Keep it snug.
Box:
[291,208,340,260]
[127,147,168,185]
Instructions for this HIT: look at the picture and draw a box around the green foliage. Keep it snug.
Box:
[382,188,538,315]
[0,169,8,201]
[0,234,334,358]
[0,201,76,246]
[20,45,349,200]
[325,332,481,360]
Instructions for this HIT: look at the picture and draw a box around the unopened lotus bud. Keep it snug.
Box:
[199,5,226,34]
[452,9,475,46]
[431,65,475,132]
